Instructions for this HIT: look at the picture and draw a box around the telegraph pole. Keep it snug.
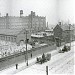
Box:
[46,66,48,75]
[68,19,71,49]
[26,30,28,66]
[69,24,71,50]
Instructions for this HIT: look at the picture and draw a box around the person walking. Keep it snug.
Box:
[42,53,45,63]
[16,64,18,69]
[31,53,32,58]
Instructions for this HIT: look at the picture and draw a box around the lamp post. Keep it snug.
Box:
[69,24,71,50]
[25,30,28,66]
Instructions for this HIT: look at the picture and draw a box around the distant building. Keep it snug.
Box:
[31,31,54,44]
[62,28,74,43]
[0,11,46,32]
[53,22,74,46]
[0,11,46,44]
[53,24,63,39]
[0,29,31,44]
[45,29,54,36]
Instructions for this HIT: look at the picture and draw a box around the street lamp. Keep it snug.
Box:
[69,24,71,50]
[24,30,28,66]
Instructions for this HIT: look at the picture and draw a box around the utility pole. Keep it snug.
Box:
[69,24,71,50]
[46,66,48,75]
[26,30,28,66]
[68,19,71,49]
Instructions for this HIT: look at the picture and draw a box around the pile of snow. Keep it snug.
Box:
[0,40,32,58]
[18,44,32,51]
[40,43,47,46]
[34,43,47,48]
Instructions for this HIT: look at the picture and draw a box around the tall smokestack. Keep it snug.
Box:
[0,13,1,17]
[20,10,23,17]
[59,22,61,27]
[47,22,49,29]
[6,13,8,17]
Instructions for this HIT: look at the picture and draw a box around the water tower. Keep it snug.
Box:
[20,10,23,17]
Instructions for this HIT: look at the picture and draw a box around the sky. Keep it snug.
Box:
[0,0,75,27]
[58,0,74,24]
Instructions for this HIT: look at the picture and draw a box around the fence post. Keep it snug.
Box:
[46,66,48,75]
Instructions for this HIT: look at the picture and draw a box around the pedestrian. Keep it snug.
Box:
[42,53,45,63]
[16,64,18,69]
[31,53,32,58]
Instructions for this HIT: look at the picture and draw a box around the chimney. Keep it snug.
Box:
[0,13,1,17]
[31,11,35,16]
[31,11,33,14]
[20,10,23,17]
[59,22,61,27]
[6,13,8,17]
[47,22,48,28]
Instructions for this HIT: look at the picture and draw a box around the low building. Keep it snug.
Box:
[62,29,74,43]
[31,31,54,44]
[53,22,74,46]
[45,29,54,35]
[53,24,63,40]
[0,29,31,44]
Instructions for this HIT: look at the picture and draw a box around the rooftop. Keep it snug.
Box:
[0,28,27,36]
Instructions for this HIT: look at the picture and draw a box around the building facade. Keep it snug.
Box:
[53,24,63,39]
[62,30,74,43]
[53,22,74,46]
[0,29,31,44]
[0,11,46,32]
[31,31,54,45]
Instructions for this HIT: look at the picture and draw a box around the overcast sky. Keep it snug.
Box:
[0,0,74,27]
[58,0,74,24]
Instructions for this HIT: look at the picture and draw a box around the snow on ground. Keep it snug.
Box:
[0,48,59,75]
[14,49,74,75]
[0,39,32,58]
[14,42,74,75]
[0,41,74,75]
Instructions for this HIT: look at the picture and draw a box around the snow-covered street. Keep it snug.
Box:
[0,41,74,75]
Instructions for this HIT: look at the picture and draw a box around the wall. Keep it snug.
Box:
[16,29,31,44]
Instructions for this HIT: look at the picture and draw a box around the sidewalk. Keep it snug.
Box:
[0,48,59,75]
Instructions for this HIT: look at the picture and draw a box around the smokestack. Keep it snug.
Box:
[0,13,1,17]
[59,22,61,27]
[47,22,48,29]
[31,11,35,16]
[20,10,23,17]
[6,13,8,17]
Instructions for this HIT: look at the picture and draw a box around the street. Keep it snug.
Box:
[0,44,56,70]
[0,41,74,75]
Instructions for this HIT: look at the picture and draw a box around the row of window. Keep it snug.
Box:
[0,36,16,42]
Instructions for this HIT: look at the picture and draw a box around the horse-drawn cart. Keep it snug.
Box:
[59,45,70,53]
[36,53,51,64]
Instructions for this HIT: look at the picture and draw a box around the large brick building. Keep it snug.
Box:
[0,11,46,43]
[0,11,46,32]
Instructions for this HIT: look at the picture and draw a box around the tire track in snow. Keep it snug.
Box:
[49,50,74,72]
